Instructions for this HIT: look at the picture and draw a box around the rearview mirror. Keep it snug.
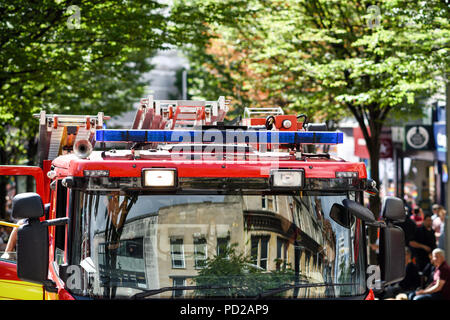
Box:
[17,219,49,284]
[330,203,353,228]
[342,199,379,226]
[379,225,405,286]
[381,196,405,222]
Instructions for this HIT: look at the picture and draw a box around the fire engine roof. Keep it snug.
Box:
[51,151,367,180]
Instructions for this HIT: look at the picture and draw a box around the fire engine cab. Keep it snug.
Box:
[0,96,406,300]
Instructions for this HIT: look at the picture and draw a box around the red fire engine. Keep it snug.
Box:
[0,96,406,300]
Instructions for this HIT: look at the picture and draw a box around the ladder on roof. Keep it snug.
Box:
[243,107,284,118]
[131,95,230,130]
[242,107,284,127]
[34,111,110,166]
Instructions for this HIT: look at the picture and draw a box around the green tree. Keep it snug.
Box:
[174,0,449,262]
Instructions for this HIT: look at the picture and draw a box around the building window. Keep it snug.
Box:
[261,195,267,209]
[263,195,277,212]
[305,251,311,275]
[250,235,270,270]
[194,237,207,269]
[276,237,288,270]
[170,238,185,269]
[216,237,230,256]
[172,277,186,298]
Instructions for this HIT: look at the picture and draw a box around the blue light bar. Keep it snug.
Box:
[96,129,343,144]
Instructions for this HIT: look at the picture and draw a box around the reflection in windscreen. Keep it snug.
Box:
[70,192,366,299]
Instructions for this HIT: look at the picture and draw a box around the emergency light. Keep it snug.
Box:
[95,129,343,145]
[335,171,358,178]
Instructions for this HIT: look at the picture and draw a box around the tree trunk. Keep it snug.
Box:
[368,149,382,265]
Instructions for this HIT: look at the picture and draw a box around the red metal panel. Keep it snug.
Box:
[0,165,45,200]
[0,260,21,281]
[60,159,367,179]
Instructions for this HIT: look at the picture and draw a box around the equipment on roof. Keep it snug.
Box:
[34,111,110,166]
[35,96,342,162]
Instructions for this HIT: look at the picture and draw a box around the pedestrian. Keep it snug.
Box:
[421,252,435,288]
[433,207,446,247]
[382,247,421,299]
[409,248,450,300]
[0,226,8,252]
[0,220,25,260]
[395,206,417,250]
[439,210,447,251]
[399,247,421,292]
[411,207,424,227]
[410,214,437,272]
[432,204,443,221]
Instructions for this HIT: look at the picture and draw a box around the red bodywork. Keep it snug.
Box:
[52,155,367,180]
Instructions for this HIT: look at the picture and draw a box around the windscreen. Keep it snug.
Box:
[68,191,366,299]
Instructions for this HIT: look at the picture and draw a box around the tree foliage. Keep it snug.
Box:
[0,0,212,217]
[0,0,215,160]
[173,0,449,262]
[174,0,449,189]
[175,0,448,123]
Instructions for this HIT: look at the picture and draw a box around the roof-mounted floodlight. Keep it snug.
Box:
[270,169,304,188]
[142,168,177,188]
[95,129,343,145]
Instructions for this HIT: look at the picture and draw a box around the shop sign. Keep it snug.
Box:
[433,122,446,162]
[405,125,434,151]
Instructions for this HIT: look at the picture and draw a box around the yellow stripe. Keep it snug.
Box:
[0,221,19,228]
[0,279,43,300]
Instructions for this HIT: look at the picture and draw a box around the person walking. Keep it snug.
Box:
[411,208,424,227]
[435,208,447,250]
[396,207,417,250]
[431,204,443,221]
[410,214,437,272]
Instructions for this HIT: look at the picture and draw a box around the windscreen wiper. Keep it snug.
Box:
[256,282,357,299]
[131,284,239,299]
[131,282,356,299]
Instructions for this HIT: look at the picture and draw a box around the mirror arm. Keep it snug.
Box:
[41,217,69,227]
[365,220,386,228]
